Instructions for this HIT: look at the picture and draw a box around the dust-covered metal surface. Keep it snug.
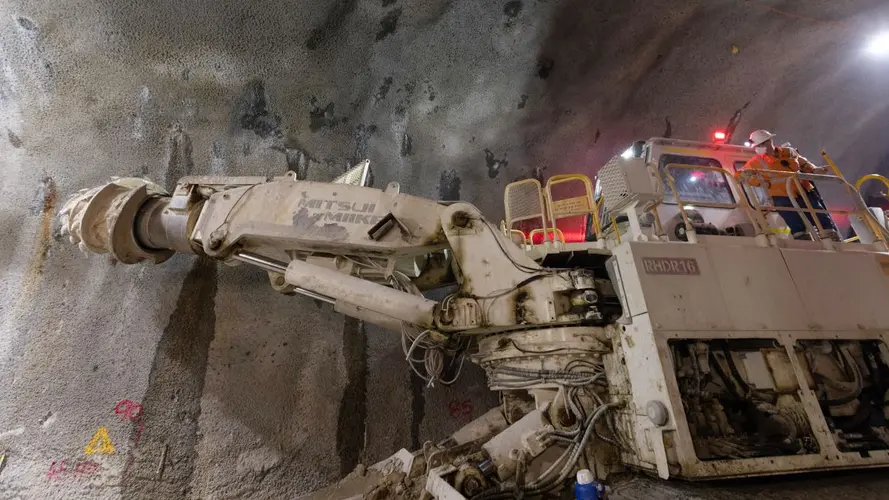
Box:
[4,0,889,498]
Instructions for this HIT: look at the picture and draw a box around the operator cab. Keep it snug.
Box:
[611,137,770,241]
[501,137,767,258]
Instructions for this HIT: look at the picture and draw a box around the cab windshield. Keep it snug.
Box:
[659,154,735,205]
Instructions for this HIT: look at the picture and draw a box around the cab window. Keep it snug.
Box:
[659,154,735,205]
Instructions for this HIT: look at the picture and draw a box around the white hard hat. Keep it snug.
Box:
[749,129,776,146]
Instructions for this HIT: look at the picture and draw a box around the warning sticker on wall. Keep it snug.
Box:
[642,257,700,275]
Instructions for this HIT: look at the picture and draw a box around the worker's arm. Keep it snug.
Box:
[794,151,828,174]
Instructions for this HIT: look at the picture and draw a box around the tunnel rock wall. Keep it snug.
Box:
[2,0,889,498]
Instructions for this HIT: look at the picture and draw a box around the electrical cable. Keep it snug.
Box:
[479,217,549,275]
[472,402,622,500]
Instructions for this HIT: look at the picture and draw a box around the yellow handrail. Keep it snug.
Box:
[821,150,846,180]
[529,227,565,244]
[544,174,602,242]
[855,173,889,194]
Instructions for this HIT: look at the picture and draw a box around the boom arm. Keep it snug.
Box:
[57,164,626,499]
[59,170,604,337]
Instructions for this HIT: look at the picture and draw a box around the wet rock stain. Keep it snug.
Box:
[305,0,360,50]
[663,117,673,138]
[336,317,368,474]
[504,1,522,26]
[8,129,23,148]
[536,57,554,79]
[504,1,522,17]
[425,81,436,101]
[165,123,194,191]
[121,259,218,498]
[376,8,402,41]
[285,147,316,180]
[236,80,282,140]
[439,170,462,201]
[375,76,393,102]
[593,128,601,145]
[400,133,413,157]
[16,16,37,31]
[484,149,508,179]
[309,99,343,132]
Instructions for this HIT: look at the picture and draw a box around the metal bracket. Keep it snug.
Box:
[368,213,411,241]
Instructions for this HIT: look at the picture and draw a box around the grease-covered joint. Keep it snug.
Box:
[133,195,203,256]
[451,210,471,228]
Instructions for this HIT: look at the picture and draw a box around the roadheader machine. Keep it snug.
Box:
[60,137,889,498]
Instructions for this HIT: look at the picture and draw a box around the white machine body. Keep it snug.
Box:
[60,139,889,498]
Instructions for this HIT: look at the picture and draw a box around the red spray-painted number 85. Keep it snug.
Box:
[448,399,472,419]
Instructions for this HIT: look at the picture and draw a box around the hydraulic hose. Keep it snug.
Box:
[819,345,863,407]
[471,401,622,500]
[710,348,743,400]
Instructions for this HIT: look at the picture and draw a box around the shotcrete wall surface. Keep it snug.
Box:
[3,0,889,498]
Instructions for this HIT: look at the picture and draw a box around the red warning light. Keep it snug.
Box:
[713,131,727,142]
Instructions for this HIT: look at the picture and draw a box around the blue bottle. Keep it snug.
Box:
[574,469,605,500]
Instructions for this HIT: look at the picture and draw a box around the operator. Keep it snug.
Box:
[737,129,839,241]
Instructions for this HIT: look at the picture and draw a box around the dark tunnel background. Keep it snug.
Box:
[3,0,889,498]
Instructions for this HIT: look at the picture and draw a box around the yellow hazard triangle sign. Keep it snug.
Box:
[84,427,115,455]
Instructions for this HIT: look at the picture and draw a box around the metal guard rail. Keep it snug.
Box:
[544,174,603,243]
[856,173,889,195]
[741,168,888,246]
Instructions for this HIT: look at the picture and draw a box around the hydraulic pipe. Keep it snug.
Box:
[236,252,410,330]
[233,252,335,304]
[284,258,438,328]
